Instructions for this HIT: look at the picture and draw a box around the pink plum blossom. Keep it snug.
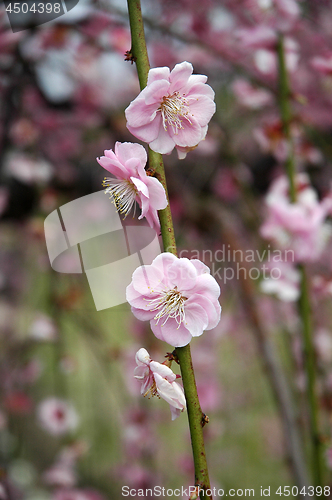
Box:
[232,79,274,109]
[4,152,53,185]
[28,313,58,341]
[97,142,167,232]
[311,54,332,76]
[260,258,301,302]
[134,348,186,420]
[260,174,332,262]
[37,397,79,436]
[44,441,88,488]
[44,463,77,489]
[126,253,221,347]
[43,444,85,488]
[235,26,277,50]
[253,38,299,76]
[125,61,216,159]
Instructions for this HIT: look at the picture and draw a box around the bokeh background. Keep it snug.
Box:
[1,0,332,498]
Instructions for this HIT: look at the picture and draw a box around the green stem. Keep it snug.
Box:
[276,35,296,203]
[298,264,322,487]
[277,35,322,488]
[127,0,212,497]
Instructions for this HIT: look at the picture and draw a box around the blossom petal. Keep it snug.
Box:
[185,82,215,100]
[115,142,147,168]
[126,283,157,311]
[127,114,162,143]
[169,61,193,92]
[131,305,155,321]
[170,406,181,420]
[151,318,193,347]
[151,253,178,281]
[186,294,221,330]
[153,373,185,409]
[125,97,159,127]
[131,176,149,198]
[97,156,128,178]
[132,264,164,295]
[170,116,202,148]
[187,74,208,85]
[147,66,170,85]
[183,300,209,337]
[190,259,211,275]
[188,95,216,126]
[144,79,170,105]
[121,157,140,178]
[192,273,221,300]
[153,373,179,406]
[146,177,168,210]
[138,193,150,219]
[176,147,188,159]
[150,361,176,381]
[168,258,198,290]
[149,123,176,154]
[104,149,118,160]
[135,348,151,365]
[145,209,160,232]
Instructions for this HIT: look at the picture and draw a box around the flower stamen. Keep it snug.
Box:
[147,287,187,328]
[159,92,192,134]
[103,177,138,217]
[144,380,159,399]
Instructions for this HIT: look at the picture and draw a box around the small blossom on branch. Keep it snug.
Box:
[232,79,274,109]
[126,253,221,347]
[97,142,167,232]
[260,174,332,263]
[134,348,186,420]
[125,61,216,159]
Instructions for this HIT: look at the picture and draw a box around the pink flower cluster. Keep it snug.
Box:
[260,174,332,263]
[97,142,167,232]
[126,253,221,347]
[94,62,219,411]
[134,348,186,420]
[125,62,216,159]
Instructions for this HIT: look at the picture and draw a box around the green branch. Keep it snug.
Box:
[277,35,322,488]
[126,0,212,497]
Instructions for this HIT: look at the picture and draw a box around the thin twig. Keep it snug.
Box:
[277,35,323,488]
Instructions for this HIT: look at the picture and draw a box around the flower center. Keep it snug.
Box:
[103,178,138,217]
[159,92,191,134]
[144,380,159,399]
[54,409,65,421]
[148,287,187,327]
